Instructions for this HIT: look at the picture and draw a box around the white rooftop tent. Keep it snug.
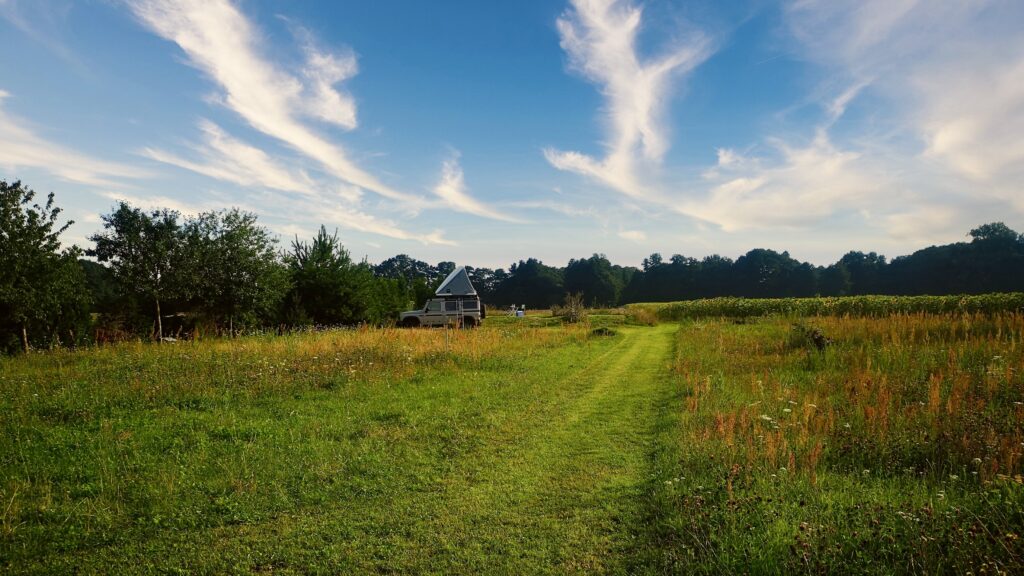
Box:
[435,266,477,297]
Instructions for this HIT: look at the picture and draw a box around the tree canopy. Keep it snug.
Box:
[0,181,90,352]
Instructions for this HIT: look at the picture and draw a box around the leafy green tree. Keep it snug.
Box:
[839,251,887,295]
[564,254,620,307]
[819,262,852,296]
[78,259,121,314]
[969,222,1021,243]
[285,226,369,325]
[375,254,433,283]
[465,266,499,301]
[362,265,407,325]
[374,254,439,309]
[88,202,185,341]
[491,258,564,309]
[0,181,91,353]
[642,253,663,272]
[183,209,288,335]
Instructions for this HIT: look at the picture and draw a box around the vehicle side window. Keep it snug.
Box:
[462,300,478,310]
[445,301,459,312]
[426,301,441,312]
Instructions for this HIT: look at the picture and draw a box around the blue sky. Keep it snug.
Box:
[2,0,1022,268]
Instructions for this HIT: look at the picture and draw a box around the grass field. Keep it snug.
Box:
[2,310,1023,573]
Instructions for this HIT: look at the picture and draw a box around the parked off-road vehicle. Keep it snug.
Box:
[399,296,483,328]
[399,266,485,328]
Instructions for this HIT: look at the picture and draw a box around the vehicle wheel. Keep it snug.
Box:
[461,317,477,328]
[400,317,420,328]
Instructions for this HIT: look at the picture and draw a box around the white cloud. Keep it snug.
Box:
[99,187,455,246]
[545,0,711,199]
[432,154,521,222]
[617,229,646,242]
[0,91,149,187]
[126,0,416,203]
[783,0,1024,208]
[293,24,359,130]
[315,204,456,246]
[140,119,318,196]
[508,199,603,221]
[98,190,219,216]
[681,130,889,231]
[124,0,462,245]
[884,207,957,244]
[677,0,1024,236]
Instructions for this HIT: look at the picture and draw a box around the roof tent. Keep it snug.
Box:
[435,266,477,297]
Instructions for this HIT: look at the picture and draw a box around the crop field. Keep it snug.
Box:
[2,304,1023,574]
[630,292,1024,320]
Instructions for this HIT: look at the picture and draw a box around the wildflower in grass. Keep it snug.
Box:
[783,408,792,413]
[760,414,773,421]
[973,458,983,465]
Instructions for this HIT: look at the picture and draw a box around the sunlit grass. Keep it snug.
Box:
[3,313,1023,573]
[645,313,1024,573]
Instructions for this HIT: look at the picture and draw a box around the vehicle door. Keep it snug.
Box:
[424,300,445,326]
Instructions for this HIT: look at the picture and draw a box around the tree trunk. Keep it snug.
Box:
[155,297,163,342]
[229,315,234,338]
[21,323,29,353]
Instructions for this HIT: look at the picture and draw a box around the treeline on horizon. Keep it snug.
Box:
[3,180,1024,353]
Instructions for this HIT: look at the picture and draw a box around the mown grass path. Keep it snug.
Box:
[410,323,678,573]
[3,325,679,574]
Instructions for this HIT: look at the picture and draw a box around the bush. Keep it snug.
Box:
[552,292,588,324]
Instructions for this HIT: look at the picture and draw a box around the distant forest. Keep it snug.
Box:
[3,180,1024,352]
[419,220,1024,309]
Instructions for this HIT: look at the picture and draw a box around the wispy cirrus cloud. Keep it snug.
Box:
[289,20,360,131]
[681,130,887,231]
[140,119,319,197]
[543,0,1023,246]
[617,229,646,242]
[123,0,474,246]
[679,0,1024,235]
[432,154,522,223]
[100,187,455,247]
[126,0,414,203]
[0,90,149,187]
[783,0,1024,207]
[544,0,712,200]
[137,120,453,243]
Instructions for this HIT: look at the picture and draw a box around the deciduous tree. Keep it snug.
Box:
[88,202,184,341]
[0,181,90,352]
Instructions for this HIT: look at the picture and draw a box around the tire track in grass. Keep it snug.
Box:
[415,323,678,574]
[41,326,679,574]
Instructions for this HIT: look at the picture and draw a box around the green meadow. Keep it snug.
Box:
[2,309,1023,574]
